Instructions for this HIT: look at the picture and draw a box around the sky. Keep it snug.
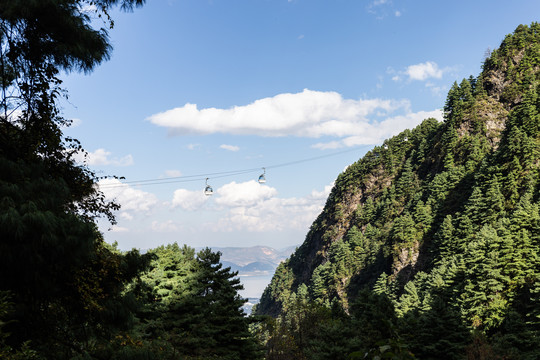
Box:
[61,0,540,252]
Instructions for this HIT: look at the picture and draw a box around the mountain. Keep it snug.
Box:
[206,245,297,275]
[221,260,276,274]
[254,23,540,358]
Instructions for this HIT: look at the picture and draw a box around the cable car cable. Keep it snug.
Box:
[98,146,362,189]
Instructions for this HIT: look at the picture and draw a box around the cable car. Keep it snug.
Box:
[403,136,408,142]
[258,168,266,184]
[383,144,388,150]
[204,178,213,196]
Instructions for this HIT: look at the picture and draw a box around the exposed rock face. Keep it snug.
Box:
[460,98,508,148]
[256,23,540,318]
[392,241,420,283]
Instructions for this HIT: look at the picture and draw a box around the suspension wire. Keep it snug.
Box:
[99,169,260,188]
[264,146,360,170]
[98,146,361,189]
[118,167,262,184]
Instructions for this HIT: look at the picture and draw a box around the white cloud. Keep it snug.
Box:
[220,144,240,152]
[311,140,343,150]
[164,169,182,177]
[61,118,82,128]
[426,82,447,97]
[171,188,209,211]
[186,143,200,150]
[148,89,414,142]
[79,4,97,13]
[367,0,399,19]
[75,148,134,166]
[310,183,334,201]
[391,62,454,95]
[406,61,444,81]
[120,212,134,221]
[111,225,129,233]
[151,220,179,232]
[312,109,443,149]
[214,182,333,232]
[166,180,333,233]
[216,180,277,208]
[98,179,158,214]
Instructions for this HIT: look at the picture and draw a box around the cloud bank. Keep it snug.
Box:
[171,188,209,211]
[102,178,333,237]
[214,182,333,232]
[405,61,444,81]
[220,144,240,152]
[98,179,158,215]
[75,148,134,166]
[168,180,333,233]
[391,61,451,83]
[312,109,442,149]
[148,89,441,146]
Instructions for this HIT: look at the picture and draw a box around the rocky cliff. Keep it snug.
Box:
[255,23,540,329]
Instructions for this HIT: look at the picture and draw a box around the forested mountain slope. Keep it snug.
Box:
[254,23,540,359]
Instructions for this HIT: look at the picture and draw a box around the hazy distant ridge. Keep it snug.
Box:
[207,245,297,275]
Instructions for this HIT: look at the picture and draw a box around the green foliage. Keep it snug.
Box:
[257,22,540,360]
[163,248,259,359]
[255,298,360,360]
[0,291,41,360]
[0,122,156,358]
[1,1,265,359]
[129,245,261,360]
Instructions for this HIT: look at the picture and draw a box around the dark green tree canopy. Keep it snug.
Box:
[0,1,152,358]
[0,0,145,164]
[256,23,540,359]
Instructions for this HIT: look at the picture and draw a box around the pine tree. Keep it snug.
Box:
[349,289,399,355]
[1,1,152,357]
[434,214,455,256]
[405,297,469,360]
[413,200,433,239]
[461,224,508,330]
[484,176,505,222]
[161,248,260,360]
[396,158,415,198]
[256,23,540,359]
[391,212,417,248]
[396,281,421,317]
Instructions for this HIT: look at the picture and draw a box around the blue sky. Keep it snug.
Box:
[61,0,540,251]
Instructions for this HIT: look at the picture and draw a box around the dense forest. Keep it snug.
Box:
[1,1,540,359]
[0,1,259,359]
[254,23,540,359]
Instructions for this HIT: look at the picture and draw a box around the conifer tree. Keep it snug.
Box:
[257,23,540,359]
[161,248,260,360]
[0,3,154,357]
[405,297,469,360]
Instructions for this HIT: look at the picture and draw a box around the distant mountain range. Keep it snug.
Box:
[205,245,297,276]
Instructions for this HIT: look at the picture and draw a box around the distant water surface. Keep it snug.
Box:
[238,274,274,298]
